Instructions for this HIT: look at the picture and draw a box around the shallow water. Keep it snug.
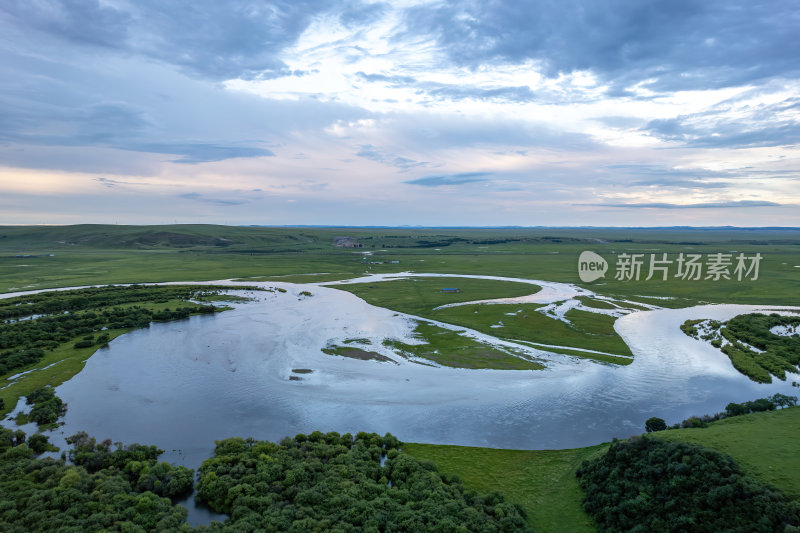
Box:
[45,281,799,458]
[5,277,799,524]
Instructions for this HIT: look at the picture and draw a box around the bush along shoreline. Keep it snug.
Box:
[644,393,797,432]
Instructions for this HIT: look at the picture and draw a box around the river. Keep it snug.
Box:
[4,274,799,525]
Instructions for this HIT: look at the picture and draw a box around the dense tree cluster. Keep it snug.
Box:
[0,285,240,376]
[644,417,667,433]
[25,386,67,426]
[195,431,531,532]
[0,347,44,376]
[25,434,53,455]
[0,427,27,450]
[66,432,194,498]
[0,436,192,532]
[0,428,54,455]
[0,430,530,532]
[576,436,800,532]
[723,394,795,417]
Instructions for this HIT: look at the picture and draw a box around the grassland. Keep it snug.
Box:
[574,296,618,310]
[656,405,800,498]
[511,341,634,365]
[6,224,795,370]
[404,442,607,532]
[337,277,634,360]
[383,322,544,370]
[1,225,798,307]
[324,319,545,370]
[437,305,632,358]
[331,276,539,313]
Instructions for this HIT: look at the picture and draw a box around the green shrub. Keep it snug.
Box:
[27,434,51,454]
[577,437,800,532]
[196,431,530,531]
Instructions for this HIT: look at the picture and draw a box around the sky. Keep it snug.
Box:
[1,0,799,226]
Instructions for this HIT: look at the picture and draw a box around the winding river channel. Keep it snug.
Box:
[3,273,800,522]
[31,274,797,452]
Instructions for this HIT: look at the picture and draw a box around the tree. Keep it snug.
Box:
[195,431,530,531]
[645,417,667,433]
[725,402,749,417]
[745,398,776,413]
[770,393,798,408]
[27,434,51,454]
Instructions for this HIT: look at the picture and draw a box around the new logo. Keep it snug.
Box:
[578,251,608,283]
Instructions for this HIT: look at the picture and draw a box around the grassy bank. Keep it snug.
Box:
[436,304,632,358]
[0,328,133,417]
[331,276,539,314]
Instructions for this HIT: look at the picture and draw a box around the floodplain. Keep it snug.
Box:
[1,225,799,532]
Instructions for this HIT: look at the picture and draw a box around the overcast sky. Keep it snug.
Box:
[1,0,799,226]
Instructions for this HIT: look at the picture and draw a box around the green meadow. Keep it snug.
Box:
[332,276,539,312]
[337,277,634,361]
[404,442,607,533]
[1,225,798,307]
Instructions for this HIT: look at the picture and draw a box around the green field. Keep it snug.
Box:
[324,317,545,370]
[1,225,798,307]
[331,276,539,312]
[337,277,634,360]
[434,304,633,358]
[404,442,607,532]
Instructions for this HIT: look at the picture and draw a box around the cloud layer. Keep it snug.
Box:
[0,0,798,225]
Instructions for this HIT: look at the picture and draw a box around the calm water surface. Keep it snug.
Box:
[50,283,799,457]
[12,279,797,525]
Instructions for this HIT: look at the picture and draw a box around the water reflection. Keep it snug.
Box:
[4,279,795,526]
[49,283,798,461]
